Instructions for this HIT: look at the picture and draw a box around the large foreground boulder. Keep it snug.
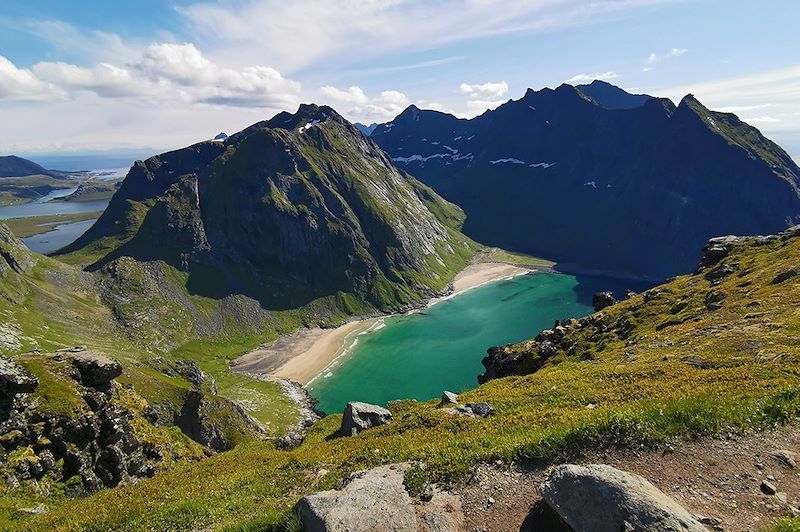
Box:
[539,464,706,532]
[592,291,617,311]
[339,401,392,436]
[297,463,463,532]
[0,357,38,397]
[297,464,416,531]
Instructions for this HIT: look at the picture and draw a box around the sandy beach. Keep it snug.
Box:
[233,262,532,385]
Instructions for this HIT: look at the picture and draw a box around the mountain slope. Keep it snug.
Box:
[18,226,800,531]
[371,84,800,279]
[576,80,652,109]
[60,104,473,314]
[0,156,53,178]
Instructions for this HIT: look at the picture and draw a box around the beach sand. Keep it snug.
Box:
[233,262,532,385]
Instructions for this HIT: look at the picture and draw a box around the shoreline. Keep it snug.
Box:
[232,261,537,386]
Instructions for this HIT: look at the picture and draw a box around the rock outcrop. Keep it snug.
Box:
[0,354,164,495]
[592,291,617,311]
[297,463,463,532]
[537,464,707,531]
[339,402,392,437]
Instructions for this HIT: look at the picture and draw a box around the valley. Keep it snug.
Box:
[1,81,800,531]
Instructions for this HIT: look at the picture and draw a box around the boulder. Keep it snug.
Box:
[339,402,392,437]
[297,464,417,531]
[465,402,495,417]
[0,357,38,396]
[538,464,706,532]
[438,391,459,407]
[592,292,617,312]
[773,449,798,469]
[68,352,122,388]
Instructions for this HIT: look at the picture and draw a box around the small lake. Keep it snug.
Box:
[0,198,110,221]
[22,219,97,254]
[309,271,649,414]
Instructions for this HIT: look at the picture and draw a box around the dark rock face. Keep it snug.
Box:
[537,464,706,531]
[592,291,617,311]
[480,314,612,383]
[339,402,392,436]
[372,84,800,280]
[61,105,470,313]
[69,352,123,389]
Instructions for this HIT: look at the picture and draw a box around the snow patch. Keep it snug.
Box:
[490,158,526,165]
[529,106,536,111]
[299,119,320,133]
[584,181,597,188]
[529,162,556,169]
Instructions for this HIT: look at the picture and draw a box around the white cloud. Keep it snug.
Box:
[318,85,410,122]
[0,55,64,101]
[658,64,800,134]
[645,47,688,69]
[465,99,506,116]
[320,85,369,104]
[742,116,781,124]
[459,81,509,99]
[24,43,302,108]
[180,0,681,73]
[565,71,618,84]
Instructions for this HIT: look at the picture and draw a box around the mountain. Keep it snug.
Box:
[354,122,379,136]
[0,155,54,178]
[575,80,652,110]
[371,84,800,279]
[60,104,472,314]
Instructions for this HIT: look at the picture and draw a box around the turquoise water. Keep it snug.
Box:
[309,271,645,414]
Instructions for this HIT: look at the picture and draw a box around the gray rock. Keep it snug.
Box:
[761,480,777,495]
[773,449,798,469]
[297,464,417,531]
[539,464,706,532]
[465,402,495,417]
[69,352,122,388]
[339,402,392,437]
[0,357,38,396]
[439,391,459,407]
[592,291,617,311]
[772,267,799,284]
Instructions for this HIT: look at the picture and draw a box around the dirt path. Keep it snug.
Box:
[458,425,800,531]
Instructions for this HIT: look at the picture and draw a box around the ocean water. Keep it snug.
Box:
[309,271,647,414]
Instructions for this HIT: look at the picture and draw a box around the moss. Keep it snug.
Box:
[16,359,83,417]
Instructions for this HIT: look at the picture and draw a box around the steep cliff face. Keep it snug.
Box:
[61,105,472,313]
[371,84,800,280]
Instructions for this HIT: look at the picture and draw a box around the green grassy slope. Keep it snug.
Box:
[14,227,800,531]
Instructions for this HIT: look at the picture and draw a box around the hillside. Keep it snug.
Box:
[0,156,53,179]
[8,224,800,530]
[371,83,800,280]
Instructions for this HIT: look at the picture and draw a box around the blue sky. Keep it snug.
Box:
[1,0,799,160]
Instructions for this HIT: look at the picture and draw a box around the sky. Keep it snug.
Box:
[1,0,799,161]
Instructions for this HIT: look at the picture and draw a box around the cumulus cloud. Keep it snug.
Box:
[459,81,509,99]
[320,85,368,104]
[22,43,302,108]
[565,71,617,84]
[319,85,410,122]
[0,55,64,101]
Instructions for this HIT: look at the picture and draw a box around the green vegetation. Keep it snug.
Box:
[772,517,800,531]
[472,246,556,268]
[8,227,800,530]
[4,212,102,238]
